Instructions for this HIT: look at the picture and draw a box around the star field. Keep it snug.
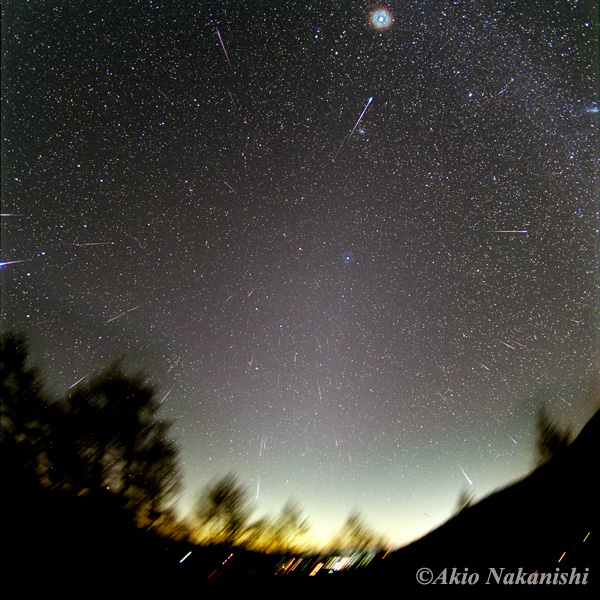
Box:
[2,1,598,548]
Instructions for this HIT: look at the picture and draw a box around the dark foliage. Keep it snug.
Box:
[535,404,573,465]
[194,473,253,546]
[1,333,180,526]
[1,333,50,489]
[2,332,596,591]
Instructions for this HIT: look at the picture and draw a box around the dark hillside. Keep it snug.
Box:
[364,410,599,589]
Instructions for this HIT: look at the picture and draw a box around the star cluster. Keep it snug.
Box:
[2,1,598,548]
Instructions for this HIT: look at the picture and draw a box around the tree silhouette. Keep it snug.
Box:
[270,499,310,553]
[245,498,310,553]
[1,333,180,526]
[535,404,573,465]
[194,473,252,546]
[126,419,181,525]
[59,362,181,522]
[455,487,475,515]
[43,391,102,493]
[333,509,385,554]
[1,333,50,488]
[242,515,273,551]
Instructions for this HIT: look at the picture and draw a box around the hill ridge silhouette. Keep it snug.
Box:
[362,409,599,588]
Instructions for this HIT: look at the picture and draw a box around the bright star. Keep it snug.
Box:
[369,7,393,31]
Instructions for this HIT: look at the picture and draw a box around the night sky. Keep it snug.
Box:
[2,1,599,550]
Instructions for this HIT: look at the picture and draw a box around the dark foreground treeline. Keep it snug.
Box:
[1,333,187,590]
[2,332,598,591]
[1,333,181,525]
[0,333,382,590]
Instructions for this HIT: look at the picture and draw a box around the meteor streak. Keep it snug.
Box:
[334,96,373,160]
[216,28,235,74]
[105,303,146,324]
[157,88,172,102]
[69,372,92,389]
[227,88,238,110]
[105,313,126,323]
[436,390,450,404]
[160,386,175,404]
[74,242,115,247]
[259,435,267,456]
[460,467,473,485]
[349,96,373,138]
[0,260,28,266]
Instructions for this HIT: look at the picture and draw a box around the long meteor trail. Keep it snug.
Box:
[216,28,235,75]
[69,372,92,389]
[105,303,147,324]
[334,96,373,160]
[75,242,115,247]
[460,467,473,485]
[0,260,28,266]
[349,96,373,138]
